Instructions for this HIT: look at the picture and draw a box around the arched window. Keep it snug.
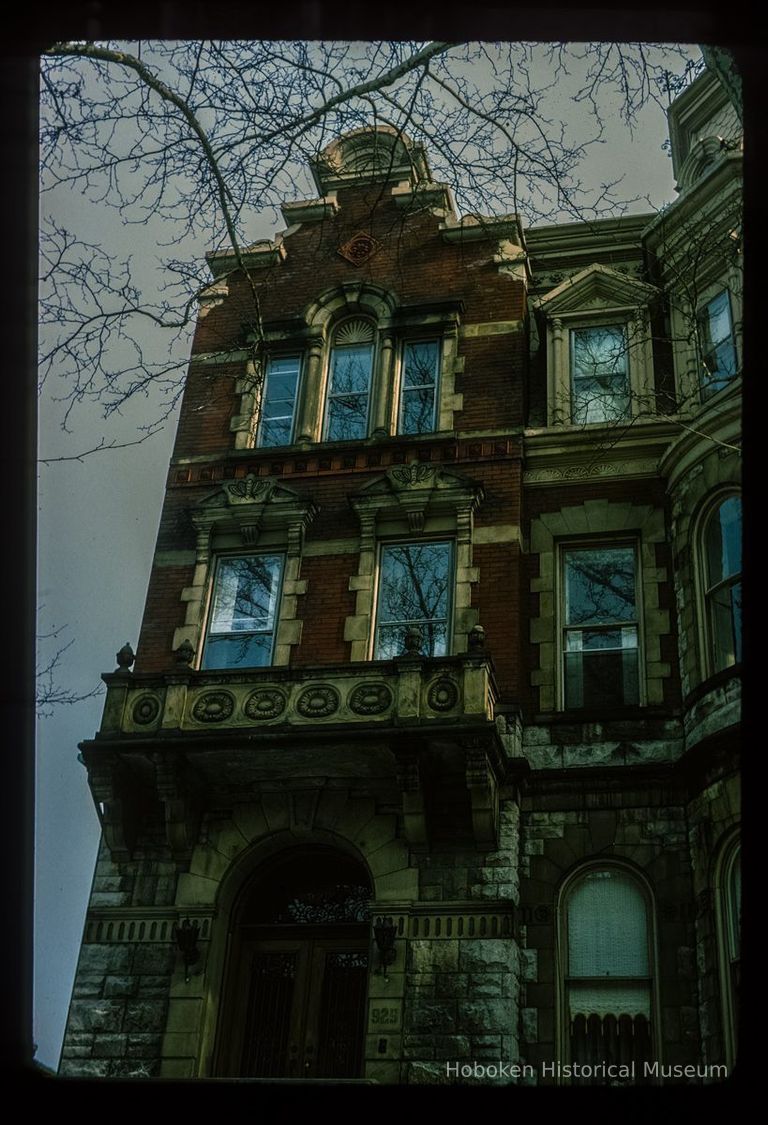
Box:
[702,494,742,673]
[324,318,376,441]
[560,866,655,1082]
[716,836,740,1069]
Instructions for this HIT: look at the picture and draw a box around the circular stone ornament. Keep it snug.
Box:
[244,688,287,721]
[348,683,393,715]
[191,691,235,723]
[296,685,340,718]
[132,695,160,725]
[427,678,459,712]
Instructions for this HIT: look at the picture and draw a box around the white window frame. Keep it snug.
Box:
[256,354,303,448]
[558,539,644,711]
[372,538,454,660]
[568,322,631,425]
[322,319,377,443]
[396,337,441,436]
[697,287,739,402]
[201,551,285,670]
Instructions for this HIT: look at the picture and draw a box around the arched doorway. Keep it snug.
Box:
[215,847,372,1078]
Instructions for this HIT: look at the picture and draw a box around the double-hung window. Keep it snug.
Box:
[257,355,302,448]
[202,554,284,669]
[398,340,440,435]
[374,541,452,659]
[325,318,375,441]
[570,324,630,424]
[698,290,738,399]
[562,543,640,709]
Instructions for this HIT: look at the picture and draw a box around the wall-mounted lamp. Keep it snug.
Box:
[373,915,397,975]
[173,918,201,983]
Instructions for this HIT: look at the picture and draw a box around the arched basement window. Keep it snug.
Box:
[562,866,654,1083]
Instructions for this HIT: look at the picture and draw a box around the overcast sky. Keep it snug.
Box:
[35,40,701,1070]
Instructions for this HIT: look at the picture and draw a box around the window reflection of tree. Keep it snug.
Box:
[565,548,636,625]
[571,326,630,424]
[377,542,450,658]
[327,346,372,440]
[401,341,438,435]
[205,554,282,668]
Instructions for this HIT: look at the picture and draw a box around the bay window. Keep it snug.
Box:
[202,553,284,669]
[702,494,742,672]
[699,290,738,400]
[562,543,640,709]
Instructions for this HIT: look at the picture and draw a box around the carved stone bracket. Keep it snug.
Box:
[153,752,204,866]
[86,754,141,863]
[462,738,500,848]
[394,748,427,847]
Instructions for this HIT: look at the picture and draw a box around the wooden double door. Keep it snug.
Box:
[220,930,370,1079]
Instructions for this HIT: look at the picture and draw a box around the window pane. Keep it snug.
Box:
[210,556,282,633]
[573,326,627,377]
[700,291,737,396]
[326,395,368,441]
[204,555,283,670]
[571,326,629,423]
[375,542,451,658]
[329,345,373,396]
[565,547,636,626]
[706,497,742,584]
[710,582,742,668]
[572,377,630,425]
[401,387,437,435]
[202,632,274,670]
[258,357,300,447]
[568,870,649,978]
[403,341,439,387]
[564,647,639,708]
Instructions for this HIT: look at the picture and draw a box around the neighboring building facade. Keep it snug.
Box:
[60,70,741,1083]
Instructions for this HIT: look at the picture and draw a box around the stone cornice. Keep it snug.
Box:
[280,194,339,225]
[523,418,679,484]
[206,240,286,279]
[440,212,524,246]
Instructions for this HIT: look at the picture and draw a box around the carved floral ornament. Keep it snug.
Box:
[191,475,318,550]
[350,462,484,533]
[337,231,381,267]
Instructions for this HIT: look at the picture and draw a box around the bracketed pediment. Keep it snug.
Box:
[192,474,317,545]
[351,462,484,532]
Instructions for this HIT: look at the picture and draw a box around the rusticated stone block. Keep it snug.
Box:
[67,1000,123,1033]
[91,1033,128,1059]
[59,1059,111,1078]
[407,940,458,974]
[123,1000,168,1033]
[104,976,139,999]
[459,939,517,974]
[458,999,513,1033]
[131,945,175,975]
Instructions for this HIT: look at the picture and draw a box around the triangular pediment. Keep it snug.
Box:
[538,263,658,315]
[351,462,484,532]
